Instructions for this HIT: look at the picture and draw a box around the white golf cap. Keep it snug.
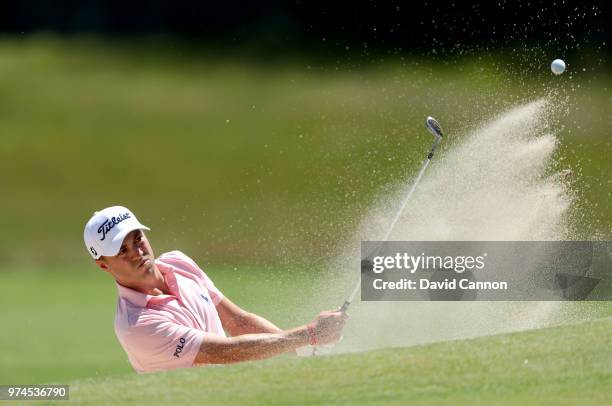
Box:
[84,206,150,259]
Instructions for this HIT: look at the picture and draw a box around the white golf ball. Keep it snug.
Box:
[551,59,566,75]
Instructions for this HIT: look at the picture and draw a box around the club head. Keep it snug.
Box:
[426,116,444,140]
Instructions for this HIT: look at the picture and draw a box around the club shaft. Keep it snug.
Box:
[341,136,442,312]
[382,159,431,241]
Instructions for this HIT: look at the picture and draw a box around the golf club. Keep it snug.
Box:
[340,116,445,312]
[300,116,445,357]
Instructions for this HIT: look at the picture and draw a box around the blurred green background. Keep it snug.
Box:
[0,36,610,384]
[1,36,610,267]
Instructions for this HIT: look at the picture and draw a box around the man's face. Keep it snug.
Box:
[95,229,159,290]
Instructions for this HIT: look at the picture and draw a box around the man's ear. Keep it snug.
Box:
[95,258,110,273]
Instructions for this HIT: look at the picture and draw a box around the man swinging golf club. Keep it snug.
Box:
[84,206,347,373]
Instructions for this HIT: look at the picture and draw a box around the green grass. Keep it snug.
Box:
[1,265,610,387]
[31,316,611,405]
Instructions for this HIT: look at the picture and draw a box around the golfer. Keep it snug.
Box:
[84,205,347,373]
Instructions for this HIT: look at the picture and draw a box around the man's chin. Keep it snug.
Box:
[137,258,153,270]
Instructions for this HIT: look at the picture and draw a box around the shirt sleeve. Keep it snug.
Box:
[117,314,206,373]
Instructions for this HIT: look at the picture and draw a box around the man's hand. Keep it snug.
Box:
[310,309,348,346]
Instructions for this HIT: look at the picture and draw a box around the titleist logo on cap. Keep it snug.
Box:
[97,213,131,241]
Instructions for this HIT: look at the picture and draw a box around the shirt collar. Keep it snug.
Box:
[116,282,150,307]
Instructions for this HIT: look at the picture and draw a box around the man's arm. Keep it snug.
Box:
[194,309,347,365]
[216,297,283,336]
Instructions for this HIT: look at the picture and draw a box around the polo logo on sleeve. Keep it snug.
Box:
[97,212,131,241]
[173,337,186,358]
[200,294,209,303]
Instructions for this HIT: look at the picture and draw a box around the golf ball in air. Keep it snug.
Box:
[551,59,566,75]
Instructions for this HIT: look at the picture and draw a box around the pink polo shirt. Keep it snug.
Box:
[114,250,225,373]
